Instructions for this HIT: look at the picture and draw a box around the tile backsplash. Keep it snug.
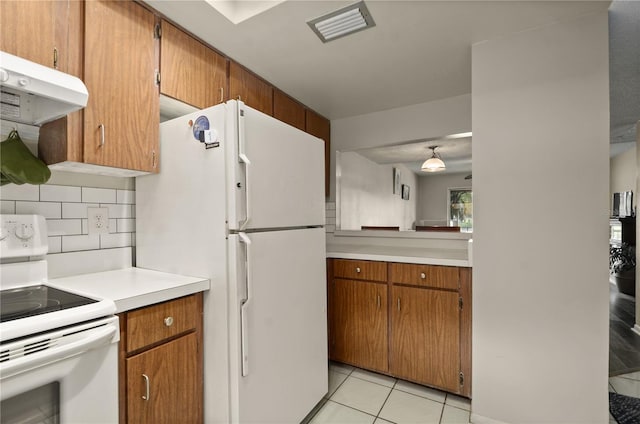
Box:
[326,202,336,233]
[1,183,135,254]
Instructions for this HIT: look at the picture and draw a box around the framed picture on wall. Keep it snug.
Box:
[393,168,401,194]
[402,184,410,200]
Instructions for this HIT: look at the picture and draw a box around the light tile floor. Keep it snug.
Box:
[609,370,640,424]
[305,362,471,424]
[305,364,640,424]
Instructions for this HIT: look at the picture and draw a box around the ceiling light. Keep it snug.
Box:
[307,1,375,43]
[421,146,446,173]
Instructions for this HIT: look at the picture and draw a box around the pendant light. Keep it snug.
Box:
[421,146,446,172]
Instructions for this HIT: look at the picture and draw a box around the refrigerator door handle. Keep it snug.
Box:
[237,103,251,231]
[239,231,252,377]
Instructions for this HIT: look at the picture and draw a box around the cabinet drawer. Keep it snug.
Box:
[126,295,199,352]
[333,259,387,282]
[389,263,459,290]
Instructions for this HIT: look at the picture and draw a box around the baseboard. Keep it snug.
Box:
[632,324,640,337]
[470,413,510,424]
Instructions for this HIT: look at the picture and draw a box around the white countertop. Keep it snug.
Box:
[48,267,210,313]
[326,243,470,267]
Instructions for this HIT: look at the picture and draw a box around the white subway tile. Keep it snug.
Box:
[1,200,15,214]
[62,203,99,219]
[100,232,132,249]
[47,219,82,236]
[326,217,336,226]
[116,190,135,205]
[117,218,135,233]
[325,224,336,233]
[103,204,132,219]
[40,185,81,202]
[325,202,336,210]
[81,219,88,234]
[62,234,100,252]
[16,201,61,219]
[0,184,39,201]
[326,209,336,218]
[82,187,116,204]
[48,236,62,254]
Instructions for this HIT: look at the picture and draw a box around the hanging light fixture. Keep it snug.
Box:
[421,146,446,172]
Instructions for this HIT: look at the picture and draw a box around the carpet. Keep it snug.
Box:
[610,392,640,424]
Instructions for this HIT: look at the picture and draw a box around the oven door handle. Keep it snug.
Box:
[0,324,117,380]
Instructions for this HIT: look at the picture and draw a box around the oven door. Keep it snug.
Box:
[1,316,119,423]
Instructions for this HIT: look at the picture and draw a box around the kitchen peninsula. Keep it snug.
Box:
[326,230,472,398]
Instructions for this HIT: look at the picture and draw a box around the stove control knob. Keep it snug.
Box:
[15,223,34,241]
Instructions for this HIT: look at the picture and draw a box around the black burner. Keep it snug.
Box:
[0,285,97,323]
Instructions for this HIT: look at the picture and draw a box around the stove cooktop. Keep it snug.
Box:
[0,285,98,323]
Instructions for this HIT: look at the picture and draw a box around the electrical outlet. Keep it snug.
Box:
[88,207,109,235]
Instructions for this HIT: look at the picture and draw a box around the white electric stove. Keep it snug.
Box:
[0,214,120,423]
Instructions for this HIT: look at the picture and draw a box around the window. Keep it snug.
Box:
[448,188,473,232]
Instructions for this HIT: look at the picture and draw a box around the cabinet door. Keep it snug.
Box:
[0,1,56,68]
[331,278,388,373]
[160,20,227,109]
[84,0,159,172]
[390,286,460,393]
[229,61,273,115]
[126,333,202,424]
[305,109,331,197]
[273,89,305,130]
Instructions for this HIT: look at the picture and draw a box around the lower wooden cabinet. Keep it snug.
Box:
[331,279,388,373]
[390,285,460,392]
[327,259,472,397]
[119,293,203,423]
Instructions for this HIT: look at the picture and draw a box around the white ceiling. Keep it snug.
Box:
[145,0,638,173]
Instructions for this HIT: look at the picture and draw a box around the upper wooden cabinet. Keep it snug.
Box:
[305,110,331,197]
[83,0,159,172]
[160,21,227,109]
[229,61,273,115]
[273,90,305,131]
[0,1,76,72]
[41,0,159,174]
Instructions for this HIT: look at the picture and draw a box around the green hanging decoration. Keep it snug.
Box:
[0,129,51,186]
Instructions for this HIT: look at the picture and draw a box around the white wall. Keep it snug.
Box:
[330,94,471,200]
[338,152,417,230]
[472,11,609,424]
[417,172,471,225]
[610,145,637,214]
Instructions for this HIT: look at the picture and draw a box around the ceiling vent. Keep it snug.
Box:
[307,1,375,43]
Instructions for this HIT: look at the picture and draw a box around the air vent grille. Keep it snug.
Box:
[307,1,375,43]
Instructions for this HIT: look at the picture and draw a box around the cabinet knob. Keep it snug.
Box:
[164,316,174,327]
[356,267,361,273]
[420,272,426,279]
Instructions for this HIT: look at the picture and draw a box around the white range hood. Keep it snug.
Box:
[0,51,88,126]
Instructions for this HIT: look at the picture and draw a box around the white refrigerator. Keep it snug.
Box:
[136,100,328,423]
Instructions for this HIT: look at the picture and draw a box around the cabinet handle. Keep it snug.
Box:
[142,374,150,401]
[397,297,401,311]
[377,294,381,309]
[164,316,174,327]
[53,48,58,69]
[219,87,224,103]
[355,267,361,273]
[420,272,426,279]
[152,150,157,169]
[98,124,105,147]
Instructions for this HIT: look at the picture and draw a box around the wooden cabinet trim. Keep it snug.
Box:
[459,267,472,398]
[229,61,273,115]
[389,262,459,290]
[125,294,199,353]
[333,259,387,282]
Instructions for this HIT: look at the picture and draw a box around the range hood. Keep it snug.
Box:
[0,51,88,126]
